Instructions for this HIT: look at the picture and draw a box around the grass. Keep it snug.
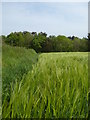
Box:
[2,43,38,102]
[0,37,2,119]
[2,51,88,118]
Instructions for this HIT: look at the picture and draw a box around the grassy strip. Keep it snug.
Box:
[2,43,38,101]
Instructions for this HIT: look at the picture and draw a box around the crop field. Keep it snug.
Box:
[2,47,88,118]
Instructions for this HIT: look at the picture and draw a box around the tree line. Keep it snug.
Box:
[2,31,88,52]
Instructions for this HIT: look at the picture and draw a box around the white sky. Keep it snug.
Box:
[88,1,90,33]
[1,2,88,38]
[1,0,89,2]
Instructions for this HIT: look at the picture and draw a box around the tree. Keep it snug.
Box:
[55,35,73,52]
[6,32,18,46]
[73,37,81,51]
[23,32,33,48]
[31,32,47,52]
[3,31,88,52]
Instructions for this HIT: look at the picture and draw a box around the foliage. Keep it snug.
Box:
[31,32,47,52]
[2,31,88,52]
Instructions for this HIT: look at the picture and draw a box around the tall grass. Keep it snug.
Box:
[0,37,2,119]
[2,52,88,118]
[2,44,38,102]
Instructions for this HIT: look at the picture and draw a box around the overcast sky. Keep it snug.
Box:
[88,1,90,33]
[2,2,88,38]
[1,0,89,2]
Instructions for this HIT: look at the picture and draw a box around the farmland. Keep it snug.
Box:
[2,44,88,118]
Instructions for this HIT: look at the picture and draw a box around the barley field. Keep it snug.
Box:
[2,51,88,118]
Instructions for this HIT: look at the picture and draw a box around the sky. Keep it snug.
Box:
[2,2,88,38]
[88,2,90,33]
[1,0,89,2]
